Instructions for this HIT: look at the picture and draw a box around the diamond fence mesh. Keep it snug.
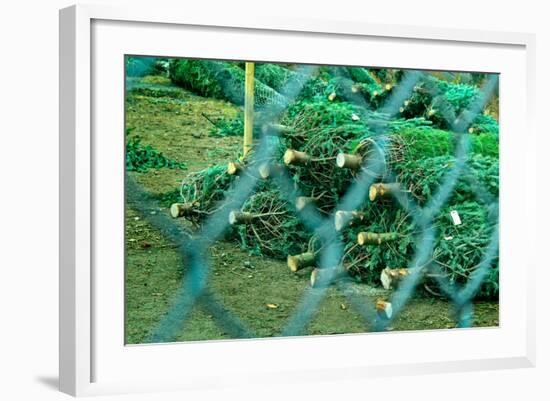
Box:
[125,59,499,343]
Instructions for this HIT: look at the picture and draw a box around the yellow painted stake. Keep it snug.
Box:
[243,62,255,157]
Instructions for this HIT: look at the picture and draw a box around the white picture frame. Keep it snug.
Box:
[59,3,536,397]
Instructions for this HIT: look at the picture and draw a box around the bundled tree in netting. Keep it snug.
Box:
[370,68,404,87]
[273,99,431,211]
[254,63,301,93]
[228,189,311,259]
[169,59,287,107]
[330,131,498,297]
[432,201,499,299]
[290,65,385,104]
[345,66,395,108]
[396,127,499,159]
[335,199,498,299]
[170,165,236,225]
[295,73,350,102]
[339,206,413,281]
[331,158,498,294]
[346,67,380,88]
[278,100,370,209]
[293,65,400,107]
[469,113,499,135]
[398,75,491,130]
[169,59,245,102]
[392,154,499,205]
[335,126,498,188]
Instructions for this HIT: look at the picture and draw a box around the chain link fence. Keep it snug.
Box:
[126,60,499,343]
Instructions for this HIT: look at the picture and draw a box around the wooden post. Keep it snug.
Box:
[243,62,255,157]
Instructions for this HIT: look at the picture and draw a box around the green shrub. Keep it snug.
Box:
[169,59,246,103]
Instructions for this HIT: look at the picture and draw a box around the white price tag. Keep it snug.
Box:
[450,210,462,226]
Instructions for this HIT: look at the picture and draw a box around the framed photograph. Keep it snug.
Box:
[59,4,536,396]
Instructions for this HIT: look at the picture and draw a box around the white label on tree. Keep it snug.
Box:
[450,210,462,226]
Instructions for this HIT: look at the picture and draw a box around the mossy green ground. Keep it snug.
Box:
[125,75,498,344]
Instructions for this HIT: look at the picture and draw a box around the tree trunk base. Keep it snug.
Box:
[227,161,244,175]
[287,252,316,272]
[380,268,409,290]
[284,149,310,166]
[357,232,398,246]
[295,196,316,211]
[369,183,400,201]
[310,265,349,287]
[334,210,365,231]
[258,162,282,179]
[228,210,255,225]
[170,203,193,218]
[336,153,363,170]
[375,299,393,319]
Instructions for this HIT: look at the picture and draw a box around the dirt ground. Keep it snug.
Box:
[124,75,499,344]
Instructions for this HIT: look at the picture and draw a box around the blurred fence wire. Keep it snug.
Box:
[125,61,499,342]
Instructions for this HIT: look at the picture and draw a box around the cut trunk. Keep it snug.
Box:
[228,210,256,225]
[170,202,193,218]
[380,268,410,290]
[227,161,244,175]
[357,231,398,246]
[287,252,316,272]
[283,149,310,166]
[334,210,365,231]
[375,299,393,319]
[295,196,316,211]
[310,265,349,288]
[336,153,363,170]
[369,182,401,201]
[258,162,283,179]
[381,267,441,291]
